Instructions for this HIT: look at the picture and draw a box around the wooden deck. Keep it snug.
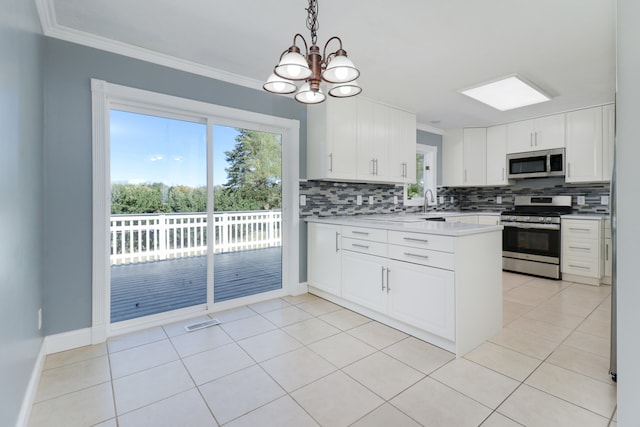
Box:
[110,247,282,322]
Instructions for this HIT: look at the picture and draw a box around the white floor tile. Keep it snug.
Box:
[260,347,336,392]
[347,321,408,350]
[219,314,277,341]
[108,327,167,353]
[308,332,376,368]
[35,355,111,402]
[224,395,318,427]
[169,324,233,358]
[351,403,421,427]
[383,337,454,374]
[282,317,341,345]
[182,342,254,386]
[237,329,302,362]
[109,339,179,379]
[464,341,542,382]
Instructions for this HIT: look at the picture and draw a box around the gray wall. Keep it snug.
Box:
[417,129,443,185]
[0,1,45,425]
[43,38,307,335]
[616,0,640,423]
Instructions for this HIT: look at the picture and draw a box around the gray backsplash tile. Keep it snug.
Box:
[299,177,610,217]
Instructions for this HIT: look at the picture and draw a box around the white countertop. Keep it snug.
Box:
[305,213,503,237]
[561,214,609,220]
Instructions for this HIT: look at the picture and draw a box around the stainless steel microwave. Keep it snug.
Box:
[506,148,565,179]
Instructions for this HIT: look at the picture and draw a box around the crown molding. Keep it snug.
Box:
[35,0,265,92]
[417,123,444,135]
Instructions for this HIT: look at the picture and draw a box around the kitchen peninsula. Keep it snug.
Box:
[306,215,503,357]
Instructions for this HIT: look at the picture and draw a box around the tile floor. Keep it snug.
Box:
[28,272,617,427]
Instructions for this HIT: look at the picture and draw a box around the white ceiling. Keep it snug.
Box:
[38,0,616,130]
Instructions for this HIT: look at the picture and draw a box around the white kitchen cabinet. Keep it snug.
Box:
[307,96,416,184]
[443,128,464,187]
[565,106,603,183]
[387,260,455,340]
[463,128,487,186]
[507,113,565,153]
[486,124,509,185]
[565,104,615,183]
[307,222,342,296]
[341,250,388,313]
[561,217,603,285]
[443,128,486,187]
[307,97,358,181]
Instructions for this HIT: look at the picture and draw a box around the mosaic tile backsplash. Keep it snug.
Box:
[299,177,610,217]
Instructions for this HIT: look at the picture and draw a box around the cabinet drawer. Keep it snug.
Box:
[388,244,455,270]
[563,237,600,260]
[604,219,611,239]
[342,237,387,257]
[388,231,455,253]
[562,219,600,238]
[563,257,600,277]
[342,226,387,243]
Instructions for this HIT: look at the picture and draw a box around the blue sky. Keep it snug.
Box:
[110,109,240,188]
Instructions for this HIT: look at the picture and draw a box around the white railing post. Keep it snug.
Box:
[157,214,167,261]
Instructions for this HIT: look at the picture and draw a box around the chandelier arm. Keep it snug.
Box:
[322,36,344,65]
[292,33,309,56]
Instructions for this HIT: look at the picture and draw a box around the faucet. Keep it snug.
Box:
[423,189,435,213]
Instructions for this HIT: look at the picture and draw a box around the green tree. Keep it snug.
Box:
[221,129,282,211]
[111,183,169,214]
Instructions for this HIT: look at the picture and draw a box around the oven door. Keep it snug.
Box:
[502,221,561,263]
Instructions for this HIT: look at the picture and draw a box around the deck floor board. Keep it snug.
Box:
[110,247,282,322]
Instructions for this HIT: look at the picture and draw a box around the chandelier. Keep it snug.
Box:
[263,0,362,104]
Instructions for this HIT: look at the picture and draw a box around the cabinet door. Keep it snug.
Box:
[388,108,416,183]
[507,119,535,153]
[486,125,508,185]
[356,99,375,179]
[565,107,603,183]
[327,97,358,180]
[602,104,615,182]
[341,251,387,312]
[533,113,565,150]
[387,260,455,340]
[308,223,342,296]
[463,128,487,186]
[477,215,500,225]
[443,129,464,186]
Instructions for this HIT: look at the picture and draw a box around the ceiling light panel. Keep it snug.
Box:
[461,75,550,111]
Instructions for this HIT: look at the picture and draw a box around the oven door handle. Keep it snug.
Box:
[501,221,560,230]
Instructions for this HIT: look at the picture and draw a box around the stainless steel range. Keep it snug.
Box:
[501,195,572,279]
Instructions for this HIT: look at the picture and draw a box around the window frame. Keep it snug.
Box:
[404,144,438,207]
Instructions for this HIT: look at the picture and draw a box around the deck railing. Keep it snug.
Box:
[110,211,282,265]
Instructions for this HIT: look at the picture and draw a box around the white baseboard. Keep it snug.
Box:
[44,328,92,355]
[15,340,46,427]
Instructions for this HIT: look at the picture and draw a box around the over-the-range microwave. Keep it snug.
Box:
[506,148,565,179]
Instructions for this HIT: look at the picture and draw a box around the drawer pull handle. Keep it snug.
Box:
[403,237,429,244]
[381,266,385,291]
[351,243,370,249]
[404,252,430,260]
[569,246,590,250]
[335,232,340,252]
[569,264,590,270]
[387,268,391,293]
[351,231,370,236]
[568,227,590,232]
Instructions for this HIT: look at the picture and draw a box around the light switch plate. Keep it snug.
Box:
[601,195,609,205]
[439,196,444,205]
[393,195,398,205]
[356,195,362,205]
[368,195,374,205]
[450,196,455,204]
[496,196,502,204]
[577,195,586,205]
[299,195,306,206]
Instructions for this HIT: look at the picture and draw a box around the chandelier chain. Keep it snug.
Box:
[306,0,319,45]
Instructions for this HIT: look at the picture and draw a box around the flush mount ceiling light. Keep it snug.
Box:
[460,75,551,111]
[263,0,362,104]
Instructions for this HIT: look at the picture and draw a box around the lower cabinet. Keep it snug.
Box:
[341,251,387,313]
[561,217,603,286]
[387,260,455,341]
[307,223,342,296]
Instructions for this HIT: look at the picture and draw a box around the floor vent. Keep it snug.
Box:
[184,318,221,332]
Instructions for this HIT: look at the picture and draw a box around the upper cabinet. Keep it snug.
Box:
[307,97,416,184]
[443,128,486,187]
[565,104,615,183]
[486,124,509,186]
[507,113,565,153]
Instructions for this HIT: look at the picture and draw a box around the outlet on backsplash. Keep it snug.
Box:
[356,195,362,205]
[577,195,586,205]
[439,196,444,205]
[496,196,502,204]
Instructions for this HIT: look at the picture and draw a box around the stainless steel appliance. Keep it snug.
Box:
[507,148,565,179]
[501,195,572,279]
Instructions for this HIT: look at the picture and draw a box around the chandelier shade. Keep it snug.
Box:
[323,52,360,83]
[263,73,297,94]
[264,0,361,104]
[328,80,362,98]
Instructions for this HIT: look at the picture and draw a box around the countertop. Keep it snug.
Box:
[561,214,609,220]
[305,212,503,237]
